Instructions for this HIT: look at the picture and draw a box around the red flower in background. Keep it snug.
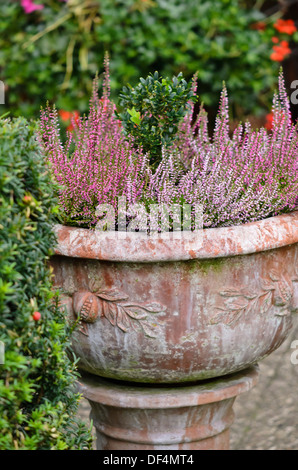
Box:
[59,109,80,131]
[251,21,266,31]
[270,40,291,61]
[59,110,72,121]
[274,19,297,35]
[265,113,274,130]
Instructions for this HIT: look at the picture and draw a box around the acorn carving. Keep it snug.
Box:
[73,292,101,334]
[273,278,293,308]
[269,271,293,311]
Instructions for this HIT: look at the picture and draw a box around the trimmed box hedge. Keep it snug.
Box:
[0,117,93,450]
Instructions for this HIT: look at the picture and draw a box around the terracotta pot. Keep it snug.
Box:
[50,211,298,383]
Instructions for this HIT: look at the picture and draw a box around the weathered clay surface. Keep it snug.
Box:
[51,212,298,383]
[53,211,298,262]
[77,366,259,450]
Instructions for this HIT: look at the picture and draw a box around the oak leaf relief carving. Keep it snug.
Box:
[210,270,296,327]
[73,289,166,338]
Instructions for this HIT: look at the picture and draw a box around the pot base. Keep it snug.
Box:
[78,366,259,450]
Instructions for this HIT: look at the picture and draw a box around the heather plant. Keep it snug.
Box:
[138,70,298,229]
[39,68,298,231]
[39,57,148,228]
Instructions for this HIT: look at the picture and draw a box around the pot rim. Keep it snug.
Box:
[53,210,298,262]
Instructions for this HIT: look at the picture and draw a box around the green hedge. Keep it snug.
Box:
[1,0,296,121]
[0,117,93,450]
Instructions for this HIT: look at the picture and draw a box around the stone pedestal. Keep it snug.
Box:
[77,366,259,450]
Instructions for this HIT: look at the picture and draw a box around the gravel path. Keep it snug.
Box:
[77,315,298,451]
[230,315,298,450]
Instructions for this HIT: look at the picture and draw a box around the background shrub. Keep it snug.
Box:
[0,116,93,450]
[117,71,197,166]
[1,0,298,124]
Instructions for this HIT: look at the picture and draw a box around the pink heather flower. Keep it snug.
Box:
[39,63,298,231]
[39,54,148,228]
[21,0,44,14]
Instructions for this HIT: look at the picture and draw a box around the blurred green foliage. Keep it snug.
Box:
[0,0,296,120]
